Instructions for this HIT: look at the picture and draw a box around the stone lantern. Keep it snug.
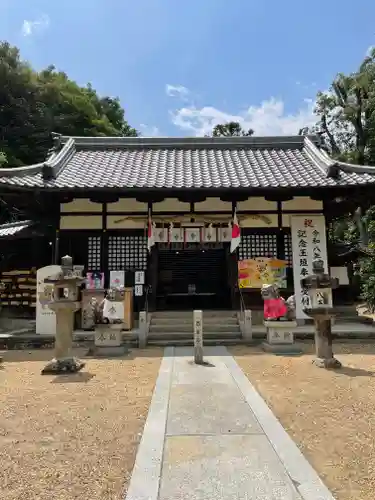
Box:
[40,256,86,374]
[300,258,341,368]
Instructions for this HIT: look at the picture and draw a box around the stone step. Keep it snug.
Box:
[150,324,193,333]
[203,323,240,335]
[148,331,242,340]
[203,317,239,325]
[152,310,237,319]
[150,322,240,334]
[336,316,372,324]
[147,338,246,347]
[151,318,239,326]
[150,318,194,325]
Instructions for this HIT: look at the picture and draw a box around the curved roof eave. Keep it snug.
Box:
[0,138,75,179]
[304,136,375,176]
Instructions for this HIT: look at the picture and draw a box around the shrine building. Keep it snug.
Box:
[1,134,375,321]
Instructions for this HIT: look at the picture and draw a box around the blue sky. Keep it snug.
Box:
[1,0,374,137]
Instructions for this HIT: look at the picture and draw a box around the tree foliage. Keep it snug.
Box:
[0,42,137,167]
[309,47,375,307]
[0,152,7,167]
[312,47,375,165]
[211,121,254,137]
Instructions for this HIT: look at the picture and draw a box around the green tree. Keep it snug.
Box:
[0,152,7,167]
[0,42,137,168]
[312,47,375,165]
[308,48,375,308]
[211,121,254,137]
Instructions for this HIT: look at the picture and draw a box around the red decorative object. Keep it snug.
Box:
[263,298,288,320]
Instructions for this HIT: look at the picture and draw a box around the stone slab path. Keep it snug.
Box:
[125,346,335,500]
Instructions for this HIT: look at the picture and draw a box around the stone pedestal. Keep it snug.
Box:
[93,323,128,357]
[193,310,204,364]
[262,320,302,354]
[42,303,85,374]
[312,318,342,368]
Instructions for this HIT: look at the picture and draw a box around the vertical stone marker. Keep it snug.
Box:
[193,310,203,364]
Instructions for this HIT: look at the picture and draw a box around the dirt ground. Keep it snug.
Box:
[0,347,162,500]
[231,343,375,500]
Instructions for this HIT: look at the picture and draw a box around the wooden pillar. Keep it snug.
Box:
[147,202,158,311]
[229,201,238,309]
[276,200,284,260]
[53,230,60,265]
[101,202,108,288]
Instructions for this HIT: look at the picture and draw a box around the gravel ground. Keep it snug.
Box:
[0,347,162,500]
[231,342,375,500]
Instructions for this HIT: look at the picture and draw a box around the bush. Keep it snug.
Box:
[359,253,375,311]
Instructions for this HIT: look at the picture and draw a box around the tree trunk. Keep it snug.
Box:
[313,318,342,368]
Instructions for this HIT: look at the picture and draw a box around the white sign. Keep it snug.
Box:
[330,266,349,285]
[110,270,125,288]
[135,271,145,285]
[36,265,62,335]
[102,299,124,321]
[291,215,331,320]
[135,284,143,296]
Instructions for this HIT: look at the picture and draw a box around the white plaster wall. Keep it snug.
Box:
[237,198,277,211]
[60,199,102,212]
[153,198,190,212]
[194,198,232,212]
[60,215,102,230]
[282,197,323,211]
[107,199,147,212]
[107,216,145,229]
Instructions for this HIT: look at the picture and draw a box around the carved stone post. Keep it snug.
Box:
[138,310,147,349]
[243,309,252,341]
[193,310,203,364]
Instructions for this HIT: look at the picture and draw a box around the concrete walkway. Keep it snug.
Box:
[125,347,335,500]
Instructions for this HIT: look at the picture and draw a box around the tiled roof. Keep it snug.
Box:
[0,221,32,238]
[0,135,375,190]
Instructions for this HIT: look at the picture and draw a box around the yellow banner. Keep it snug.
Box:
[238,258,287,289]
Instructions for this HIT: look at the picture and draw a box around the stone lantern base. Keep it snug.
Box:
[262,320,302,354]
[42,357,85,374]
[313,357,342,369]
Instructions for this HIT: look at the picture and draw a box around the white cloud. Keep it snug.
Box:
[165,84,190,99]
[171,97,317,137]
[22,14,49,37]
[139,124,161,137]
